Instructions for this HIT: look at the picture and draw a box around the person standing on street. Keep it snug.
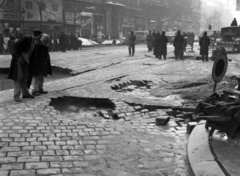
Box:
[199,31,211,62]
[30,33,52,96]
[8,30,42,102]
[152,30,157,53]
[59,32,66,52]
[158,31,169,60]
[173,30,185,60]
[146,30,153,52]
[231,18,238,26]
[128,31,136,56]
[154,31,161,58]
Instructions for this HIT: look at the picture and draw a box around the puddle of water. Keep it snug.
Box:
[0,68,71,91]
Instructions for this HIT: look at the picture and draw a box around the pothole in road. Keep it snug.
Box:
[110,80,156,92]
[49,96,115,122]
[0,66,72,91]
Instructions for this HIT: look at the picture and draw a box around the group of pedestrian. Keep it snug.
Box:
[52,32,82,52]
[8,29,52,102]
[146,30,169,59]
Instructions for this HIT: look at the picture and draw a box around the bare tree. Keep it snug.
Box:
[32,0,61,30]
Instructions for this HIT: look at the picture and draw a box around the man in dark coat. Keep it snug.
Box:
[154,32,161,58]
[158,31,169,60]
[199,31,211,61]
[59,32,66,52]
[30,34,52,96]
[0,34,4,54]
[146,30,153,52]
[152,30,157,52]
[231,18,238,26]
[8,32,41,102]
[173,30,185,60]
[128,31,136,56]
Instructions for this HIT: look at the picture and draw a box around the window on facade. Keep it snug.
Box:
[7,0,14,7]
[52,4,58,12]
[26,1,33,9]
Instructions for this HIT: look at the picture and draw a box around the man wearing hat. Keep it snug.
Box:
[8,29,43,102]
[30,33,52,96]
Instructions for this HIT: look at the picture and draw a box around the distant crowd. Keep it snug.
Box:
[0,32,84,54]
[128,29,210,61]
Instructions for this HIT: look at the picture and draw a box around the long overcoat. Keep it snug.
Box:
[29,44,52,77]
[157,35,169,56]
[199,36,210,55]
[8,36,32,81]
[173,34,184,56]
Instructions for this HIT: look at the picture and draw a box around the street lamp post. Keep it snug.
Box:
[20,8,26,34]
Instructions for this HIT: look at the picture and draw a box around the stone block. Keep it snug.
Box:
[62,168,84,174]
[17,156,39,163]
[25,162,49,169]
[1,163,23,170]
[10,170,35,176]
[187,122,198,134]
[0,171,8,176]
[37,168,61,175]
[68,106,78,112]
[50,162,73,168]
[156,117,170,125]
[117,113,125,119]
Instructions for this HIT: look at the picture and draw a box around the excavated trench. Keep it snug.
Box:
[49,96,115,122]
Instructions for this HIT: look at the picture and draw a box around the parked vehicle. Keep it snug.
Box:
[216,26,240,53]
[134,31,149,43]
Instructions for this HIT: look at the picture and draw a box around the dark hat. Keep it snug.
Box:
[33,29,43,36]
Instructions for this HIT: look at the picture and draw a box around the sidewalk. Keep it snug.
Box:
[188,121,240,176]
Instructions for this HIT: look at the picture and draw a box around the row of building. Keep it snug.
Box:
[0,0,202,39]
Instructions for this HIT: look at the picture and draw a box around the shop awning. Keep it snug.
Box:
[106,2,125,7]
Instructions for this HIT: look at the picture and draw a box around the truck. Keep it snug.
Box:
[216,26,240,53]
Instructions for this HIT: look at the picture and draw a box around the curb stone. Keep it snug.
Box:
[187,123,226,176]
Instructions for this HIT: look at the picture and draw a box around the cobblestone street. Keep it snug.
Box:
[0,44,239,176]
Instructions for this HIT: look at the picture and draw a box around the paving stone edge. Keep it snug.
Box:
[187,123,226,176]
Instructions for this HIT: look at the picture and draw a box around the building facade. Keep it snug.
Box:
[0,0,202,38]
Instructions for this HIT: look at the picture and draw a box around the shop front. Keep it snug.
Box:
[63,0,105,38]
[21,0,63,36]
[0,11,22,37]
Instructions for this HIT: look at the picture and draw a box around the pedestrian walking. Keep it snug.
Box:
[128,31,136,56]
[146,30,153,52]
[0,34,4,54]
[183,32,188,53]
[188,32,195,52]
[8,30,42,102]
[154,32,161,58]
[173,30,185,60]
[152,30,157,53]
[199,31,210,62]
[8,35,15,55]
[53,34,59,51]
[30,33,52,96]
[157,31,169,60]
[59,32,66,52]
